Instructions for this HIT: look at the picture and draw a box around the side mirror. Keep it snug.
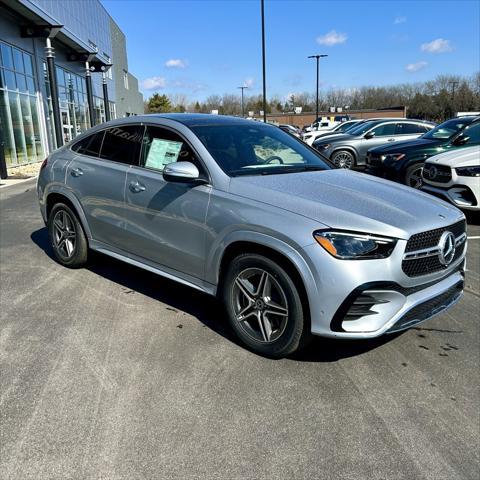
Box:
[163,161,203,184]
[452,135,469,146]
[364,131,375,139]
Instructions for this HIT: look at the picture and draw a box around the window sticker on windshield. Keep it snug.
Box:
[145,138,183,170]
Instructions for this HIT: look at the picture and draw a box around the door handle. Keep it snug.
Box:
[71,167,84,177]
[387,138,395,142]
[129,181,146,193]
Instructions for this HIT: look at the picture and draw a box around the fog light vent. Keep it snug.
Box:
[344,294,388,322]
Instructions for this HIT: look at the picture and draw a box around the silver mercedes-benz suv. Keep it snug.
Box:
[37,114,467,358]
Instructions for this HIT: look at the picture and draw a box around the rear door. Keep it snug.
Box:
[67,124,144,249]
[123,125,211,279]
[395,122,430,142]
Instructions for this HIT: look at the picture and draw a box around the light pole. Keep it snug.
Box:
[260,0,267,122]
[238,86,248,117]
[308,54,328,124]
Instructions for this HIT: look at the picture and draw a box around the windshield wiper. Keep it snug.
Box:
[230,165,325,176]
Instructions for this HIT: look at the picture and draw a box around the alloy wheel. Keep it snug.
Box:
[232,268,289,343]
[52,209,77,259]
[332,152,354,169]
[407,166,423,189]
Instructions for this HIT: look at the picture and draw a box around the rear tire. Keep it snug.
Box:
[331,150,355,169]
[222,253,310,358]
[47,203,88,268]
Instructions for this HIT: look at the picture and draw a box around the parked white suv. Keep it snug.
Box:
[421,146,480,211]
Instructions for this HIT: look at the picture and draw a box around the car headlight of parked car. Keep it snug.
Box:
[456,166,480,177]
[314,230,397,259]
[383,153,405,162]
[315,143,331,150]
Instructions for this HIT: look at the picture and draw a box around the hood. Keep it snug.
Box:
[229,169,462,240]
[425,145,480,167]
[311,132,346,142]
[369,137,441,154]
[314,133,356,145]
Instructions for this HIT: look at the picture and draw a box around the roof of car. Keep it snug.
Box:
[140,113,261,127]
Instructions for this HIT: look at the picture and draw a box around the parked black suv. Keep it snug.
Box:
[367,116,480,188]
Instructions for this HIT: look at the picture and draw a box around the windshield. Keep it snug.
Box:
[191,123,332,176]
[422,118,471,140]
[345,120,378,136]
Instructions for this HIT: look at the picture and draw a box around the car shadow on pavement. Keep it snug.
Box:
[31,227,400,362]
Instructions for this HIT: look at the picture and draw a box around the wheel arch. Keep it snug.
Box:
[216,238,314,325]
[330,146,358,163]
[45,187,92,239]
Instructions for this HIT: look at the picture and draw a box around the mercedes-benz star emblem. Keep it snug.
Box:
[425,165,437,179]
[438,231,456,266]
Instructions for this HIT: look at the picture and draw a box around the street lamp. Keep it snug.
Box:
[238,86,248,117]
[260,0,267,123]
[308,54,328,125]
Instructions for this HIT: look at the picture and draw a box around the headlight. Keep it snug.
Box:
[316,143,331,150]
[384,153,405,162]
[314,230,397,259]
[456,166,480,177]
[304,135,312,140]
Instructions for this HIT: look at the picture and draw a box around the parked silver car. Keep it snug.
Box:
[313,119,435,168]
[37,114,466,357]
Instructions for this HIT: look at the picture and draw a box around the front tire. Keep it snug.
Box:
[405,163,424,189]
[47,203,88,268]
[331,150,355,169]
[222,254,309,358]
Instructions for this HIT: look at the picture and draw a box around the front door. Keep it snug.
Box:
[123,125,211,280]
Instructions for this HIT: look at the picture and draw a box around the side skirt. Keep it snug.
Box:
[89,240,217,296]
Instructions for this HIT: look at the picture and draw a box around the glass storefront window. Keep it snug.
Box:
[0,40,45,166]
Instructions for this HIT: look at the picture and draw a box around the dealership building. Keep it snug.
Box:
[0,0,143,172]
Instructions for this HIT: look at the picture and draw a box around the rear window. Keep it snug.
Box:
[99,125,144,165]
[71,131,105,157]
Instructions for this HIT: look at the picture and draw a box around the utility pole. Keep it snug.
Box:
[238,86,248,117]
[260,0,267,123]
[308,54,328,124]
[449,80,459,118]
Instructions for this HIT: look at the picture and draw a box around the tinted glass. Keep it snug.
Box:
[99,125,144,165]
[72,131,105,157]
[371,123,396,136]
[463,123,480,144]
[423,118,473,140]
[347,121,379,136]
[141,126,200,172]
[396,123,426,135]
[191,123,331,176]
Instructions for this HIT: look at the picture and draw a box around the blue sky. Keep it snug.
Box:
[102,0,480,101]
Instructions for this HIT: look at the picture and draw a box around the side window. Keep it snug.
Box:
[141,126,201,173]
[99,125,144,165]
[463,123,480,144]
[371,123,396,137]
[396,123,425,135]
[71,131,105,157]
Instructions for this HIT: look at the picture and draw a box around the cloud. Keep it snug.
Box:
[165,59,187,68]
[243,77,254,88]
[172,79,207,93]
[316,30,347,46]
[394,16,407,24]
[421,38,452,53]
[141,76,167,90]
[406,61,428,72]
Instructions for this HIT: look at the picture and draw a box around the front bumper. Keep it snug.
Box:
[421,183,479,211]
[301,237,466,339]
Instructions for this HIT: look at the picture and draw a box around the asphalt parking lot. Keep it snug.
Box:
[1,178,479,480]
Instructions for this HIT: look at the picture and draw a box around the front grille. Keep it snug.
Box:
[387,281,463,333]
[405,220,465,253]
[423,163,452,183]
[402,220,466,277]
